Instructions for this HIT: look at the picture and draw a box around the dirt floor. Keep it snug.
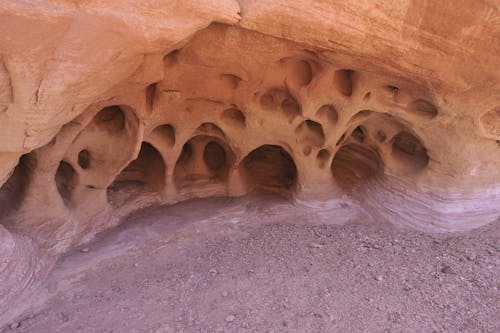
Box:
[3,196,500,333]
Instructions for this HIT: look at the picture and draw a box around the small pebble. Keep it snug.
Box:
[314,313,324,319]
[375,275,384,282]
[466,254,476,261]
[441,265,456,275]
[225,315,236,323]
[221,291,228,297]
[10,322,20,330]
[308,242,323,249]
[80,247,90,253]
[209,268,218,275]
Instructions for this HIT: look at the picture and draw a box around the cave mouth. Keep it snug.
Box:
[107,142,166,203]
[240,145,298,196]
[173,135,235,189]
[331,143,383,190]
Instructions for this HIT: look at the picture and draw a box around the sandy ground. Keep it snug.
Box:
[2,196,499,333]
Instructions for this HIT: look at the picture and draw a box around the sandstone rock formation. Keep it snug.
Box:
[0,0,499,326]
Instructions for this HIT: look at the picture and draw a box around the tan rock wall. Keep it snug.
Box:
[0,0,499,326]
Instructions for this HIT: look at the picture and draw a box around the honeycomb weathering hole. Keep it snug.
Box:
[391,131,429,172]
[352,110,373,121]
[93,105,126,133]
[383,85,400,99]
[241,145,297,194]
[203,141,227,174]
[376,130,387,143]
[281,97,301,120]
[408,99,438,119]
[316,149,331,168]
[221,108,246,128]
[197,122,226,138]
[110,142,166,192]
[316,104,338,124]
[259,88,301,120]
[295,119,325,149]
[293,60,313,86]
[282,58,313,86]
[152,124,175,147]
[259,93,274,109]
[351,126,366,143]
[77,150,90,169]
[331,144,383,190]
[480,108,500,137]
[334,69,354,97]
[219,74,241,90]
[174,135,234,186]
[385,85,399,92]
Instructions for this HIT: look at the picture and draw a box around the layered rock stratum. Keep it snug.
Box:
[0,0,499,326]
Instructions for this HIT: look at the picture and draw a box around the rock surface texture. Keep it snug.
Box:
[0,0,499,326]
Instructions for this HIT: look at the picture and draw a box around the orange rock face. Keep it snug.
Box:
[0,0,499,325]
